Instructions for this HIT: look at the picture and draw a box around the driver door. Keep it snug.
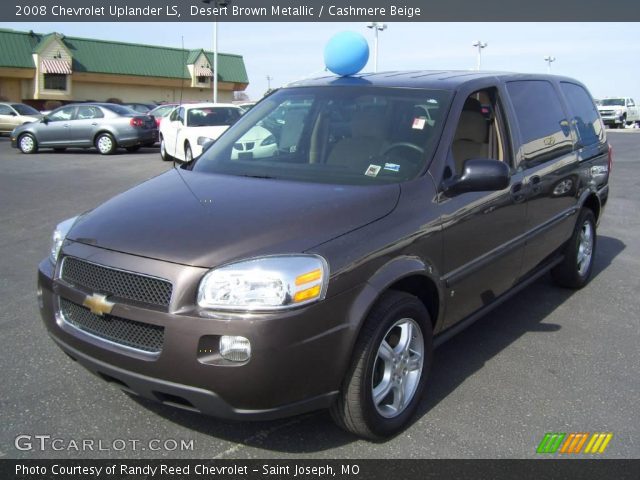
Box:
[37,106,77,146]
[163,107,184,158]
[437,86,527,329]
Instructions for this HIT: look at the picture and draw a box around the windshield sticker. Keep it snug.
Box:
[384,163,401,172]
[365,164,382,177]
[412,117,426,130]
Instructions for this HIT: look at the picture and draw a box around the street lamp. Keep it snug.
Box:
[202,0,231,103]
[544,55,556,73]
[367,22,387,73]
[472,41,488,71]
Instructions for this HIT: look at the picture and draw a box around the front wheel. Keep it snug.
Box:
[331,291,432,440]
[184,144,193,162]
[18,133,38,154]
[552,208,597,288]
[95,133,117,155]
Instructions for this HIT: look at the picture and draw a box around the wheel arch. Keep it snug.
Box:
[93,129,118,146]
[580,191,601,223]
[346,256,444,349]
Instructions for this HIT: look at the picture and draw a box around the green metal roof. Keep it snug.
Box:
[0,29,248,84]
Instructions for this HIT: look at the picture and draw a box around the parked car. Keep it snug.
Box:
[0,102,43,134]
[122,102,157,114]
[148,103,178,127]
[597,97,640,128]
[11,103,158,154]
[38,72,609,440]
[159,103,243,161]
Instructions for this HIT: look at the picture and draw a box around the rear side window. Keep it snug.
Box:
[560,82,604,148]
[506,80,573,166]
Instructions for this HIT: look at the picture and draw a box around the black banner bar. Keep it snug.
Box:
[2,459,640,480]
[3,0,640,22]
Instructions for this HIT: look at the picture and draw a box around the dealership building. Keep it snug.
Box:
[0,28,249,109]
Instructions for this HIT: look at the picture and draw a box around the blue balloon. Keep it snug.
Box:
[324,31,370,76]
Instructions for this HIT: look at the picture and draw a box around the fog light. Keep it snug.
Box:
[219,336,251,362]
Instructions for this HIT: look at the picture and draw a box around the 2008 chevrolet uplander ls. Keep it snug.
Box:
[38,72,610,439]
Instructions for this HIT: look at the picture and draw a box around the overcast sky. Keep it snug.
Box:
[2,22,637,101]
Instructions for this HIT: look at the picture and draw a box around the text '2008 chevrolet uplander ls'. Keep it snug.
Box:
[38,71,610,439]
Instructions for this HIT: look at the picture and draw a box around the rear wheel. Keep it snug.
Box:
[331,291,432,440]
[160,136,173,162]
[18,133,38,154]
[552,208,596,288]
[95,133,116,155]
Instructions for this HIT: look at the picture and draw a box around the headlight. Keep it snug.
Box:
[197,255,329,311]
[197,136,213,146]
[260,134,276,146]
[50,216,78,265]
[615,109,623,115]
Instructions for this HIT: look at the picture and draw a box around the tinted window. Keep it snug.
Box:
[103,104,135,116]
[192,87,452,186]
[186,107,241,127]
[0,104,13,115]
[11,103,40,116]
[77,105,104,120]
[600,98,625,107]
[507,80,572,165]
[48,106,75,122]
[560,82,603,147]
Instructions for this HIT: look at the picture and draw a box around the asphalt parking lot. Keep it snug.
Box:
[0,132,638,459]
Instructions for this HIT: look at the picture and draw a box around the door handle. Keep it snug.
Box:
[63,124,70,128]
[91,122,98,126]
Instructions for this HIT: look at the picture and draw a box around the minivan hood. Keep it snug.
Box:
[68,169,400,268]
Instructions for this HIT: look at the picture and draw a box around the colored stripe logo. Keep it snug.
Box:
[537,432,613,454]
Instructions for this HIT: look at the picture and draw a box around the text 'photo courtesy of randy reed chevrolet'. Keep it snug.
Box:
[0,1,640,479]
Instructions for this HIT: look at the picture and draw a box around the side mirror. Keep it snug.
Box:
[8,111,17,117]
[42,116,49,124]
[445,158,510,194]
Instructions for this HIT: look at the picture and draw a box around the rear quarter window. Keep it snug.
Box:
[506,80,573,166]
[560,82,604,148]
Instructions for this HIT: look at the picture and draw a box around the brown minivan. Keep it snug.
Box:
[38,71,610,439]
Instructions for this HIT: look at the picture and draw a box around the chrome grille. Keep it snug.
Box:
[61,257,172,308]
[60,298,164,353]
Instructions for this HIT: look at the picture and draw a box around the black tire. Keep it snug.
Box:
[330,291,433,440]
[551,208,597,289]
[53,148,66,153]
[95,133,117,155]
[185,143,193,162]
[125,146,141,153]
[160,135,173,162]
[18,133,38,154]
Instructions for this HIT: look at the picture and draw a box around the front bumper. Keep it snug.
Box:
[38,242,360,420]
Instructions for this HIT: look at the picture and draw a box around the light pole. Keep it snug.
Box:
[544,55,556,73]
[472,41,488,70]
[202,0,231,103]
[367,22,387,73]
[266,75,273,90]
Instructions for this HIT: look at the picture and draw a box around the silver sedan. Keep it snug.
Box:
[10,103,158,155]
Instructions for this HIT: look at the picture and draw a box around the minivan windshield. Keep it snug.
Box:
[600,98,625,106]
[192,86,452,185]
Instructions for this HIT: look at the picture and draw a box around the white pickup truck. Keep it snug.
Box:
[597,97,640,128]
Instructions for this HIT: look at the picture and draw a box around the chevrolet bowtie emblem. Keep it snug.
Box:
[82,293,114,317]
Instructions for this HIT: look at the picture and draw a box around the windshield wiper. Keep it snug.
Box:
[237,174,277,179]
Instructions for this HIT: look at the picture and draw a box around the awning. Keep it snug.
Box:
[41,58,72,75]
[194,65,213,77]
